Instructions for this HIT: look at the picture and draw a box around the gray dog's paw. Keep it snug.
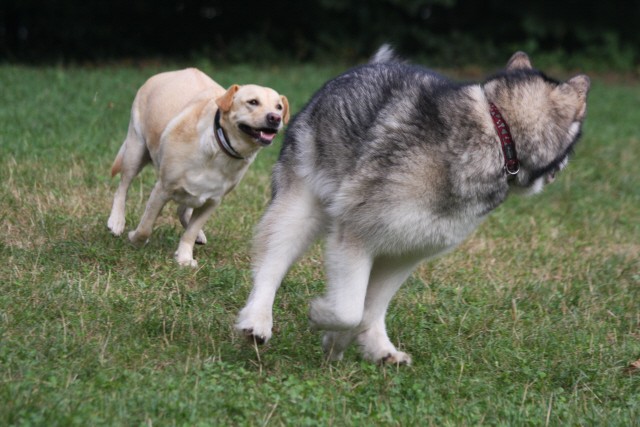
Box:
[380,351,412,366]
[242,328,267,345]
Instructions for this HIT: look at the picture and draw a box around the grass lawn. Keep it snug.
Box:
[1,61,639,426]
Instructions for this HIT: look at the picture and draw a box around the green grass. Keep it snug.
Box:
[1,62,639,426]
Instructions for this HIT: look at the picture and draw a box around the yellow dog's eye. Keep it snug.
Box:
[248,99,259,106]
[276,104,283,110]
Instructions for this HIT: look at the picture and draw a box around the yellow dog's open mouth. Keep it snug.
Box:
[239,124,279,146]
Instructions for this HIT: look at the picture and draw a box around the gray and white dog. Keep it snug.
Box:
[236,46,590,365]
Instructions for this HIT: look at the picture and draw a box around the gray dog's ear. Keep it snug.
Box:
[567,74,591,119]
[552,74,591,120]
[566,74,591,100]
[506,51,532,70]
[216,84,240,112]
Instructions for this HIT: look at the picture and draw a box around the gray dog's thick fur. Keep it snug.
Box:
[236,46,590,364]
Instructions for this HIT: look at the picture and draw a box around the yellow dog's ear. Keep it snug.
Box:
[281,95,290,124]
[216,84,240,112]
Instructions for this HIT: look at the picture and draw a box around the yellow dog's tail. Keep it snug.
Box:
[110,144,124,177]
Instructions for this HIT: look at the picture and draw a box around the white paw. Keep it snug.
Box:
[174,252,198,268]
[356,328,412,365]
[128,230,148,247]
[107,214,125,236]
[195,230,207,245]
[235,308,273,345]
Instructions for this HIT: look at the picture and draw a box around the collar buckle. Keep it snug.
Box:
[505,162,520,175]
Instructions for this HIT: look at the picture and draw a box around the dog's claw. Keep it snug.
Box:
[243,329,266,345]
[380,352,412,366]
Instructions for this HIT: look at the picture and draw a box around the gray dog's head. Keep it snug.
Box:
[484,52,590,195]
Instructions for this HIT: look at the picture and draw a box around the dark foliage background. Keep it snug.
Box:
[2,0,639,68]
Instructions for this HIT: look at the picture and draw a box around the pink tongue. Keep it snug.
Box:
[260,131,276,141]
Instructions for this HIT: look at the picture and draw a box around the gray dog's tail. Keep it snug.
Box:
[369,44,403,64]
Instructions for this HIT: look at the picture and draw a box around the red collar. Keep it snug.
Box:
[489,102,520,175]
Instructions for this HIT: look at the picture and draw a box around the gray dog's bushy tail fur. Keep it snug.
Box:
[370,44,403,64]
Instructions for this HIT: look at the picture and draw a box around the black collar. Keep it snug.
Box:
[214,110,245,160]
[489,102,520,175]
